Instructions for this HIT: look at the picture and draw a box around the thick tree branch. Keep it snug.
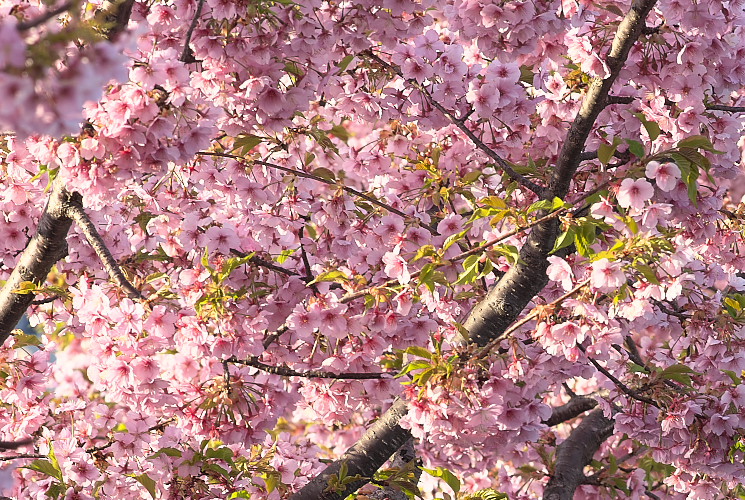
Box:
[543,409,615,500]
[0,181,75,343]
[543,396,598,427]
[290,398,411,500]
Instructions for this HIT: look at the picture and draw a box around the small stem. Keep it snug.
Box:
[229,355,390,379]
[198,152,436,234]
[17,1,74,30]
[577,344,658,407]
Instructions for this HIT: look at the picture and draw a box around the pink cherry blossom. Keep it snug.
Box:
[590,258,626,292]
[617,178,654,210]
[645,161,681,192]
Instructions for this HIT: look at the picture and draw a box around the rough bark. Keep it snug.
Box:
[543,410,615,500]
[289,398,410,500]
[543,397,598,427]
[0,181,77,343]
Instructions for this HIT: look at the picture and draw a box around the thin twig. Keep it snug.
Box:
[198,152,437,234]
[17,1,74,30]
[0,453,42,462]
[340,207,569,304]
[228,355,390,379]
[179,0,206,63]
[577,344,658,407]
[230,249,300,278]
[705,104,745,113]
[31,295,60,305]
[66,204,143,300]
[363,50,549,198]
[299,228,320,294]
[475,279,591,359]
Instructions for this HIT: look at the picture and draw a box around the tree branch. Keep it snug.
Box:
[543,396,598,427]
[705,104,745,113]
[199,152,437,234]
[293,1,657,497]
[543,409,615,500]
[16,1,74,31]
[179,0,206,63]
[0,180,75,344]
[363,50,549,198]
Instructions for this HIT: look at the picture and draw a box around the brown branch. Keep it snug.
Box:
[543,409,615,500]
[363,51,549,198]
[705,104,745,113]
[228,355,390,379]
[17,1,74,31]
[179,0,206,63]
[98,0,135,41]
[66,203,142,300]
[289,398,411,500]
[543,396,598,427]
[0,453,43,462]
[0,181,75,344]
[577,344,658,407]
[340,207,569,304]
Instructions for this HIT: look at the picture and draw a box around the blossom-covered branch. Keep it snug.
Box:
[66,203,142,300]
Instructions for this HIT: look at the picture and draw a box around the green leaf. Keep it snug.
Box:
[422,466,460,494]
[632,112,661,141]
[551,227,576,254]
[132,474,158,499]
[526,199,554,214]
[454,255,481,285]
[337,54,355,73]
[625,139,646,158]
[231,134,263,155]
[659,364,699,386]
[276,248,295,264]
[329,124,350,143]
[480,196,507,209]
[418,263,436,292]
[25,459,63,482]
[307,270,348,286]
[634,263,659,285]
[412,245,437,262]
[13,333,41,348]
[204,446,234,461]
[462,170,481,184]
[722,369,741,385]
[442,229,468,252]
[676,135,723,153]
[404,346,433,360]
[597,142,617,165]
[311,167,336,181]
